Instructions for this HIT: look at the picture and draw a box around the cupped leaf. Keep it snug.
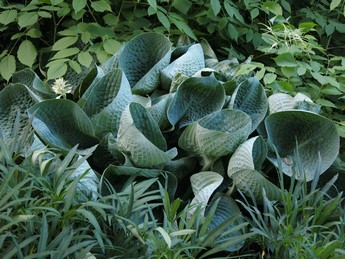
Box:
[230,77,268,132]
[265,110,340,181]
[179,109,252,163]
[189,171,223,216]
[92,133,125,169]
[167,75,225,128]
[228,136,281,200]
[147,93,174,130]
[0,84,36,142]
[117,102,177,167]
[82,69,133,137]
[119,32,172,94]
[28,99,99,154]
[12,68,55,99]
[206,194,246,252]
[161,43,205,89]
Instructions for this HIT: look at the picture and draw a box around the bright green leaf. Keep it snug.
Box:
[51,47,80,60]
[69,60,82,74]
[148,0,157,11]
[157,11,170,30]
[0,55,16,81]
[52,36,78,51]
[18,12,38,29]
[73,0,87,13]
[47,61,67,80]
[210,0,221,16]
[0,10,17,25]
[17,40,37,67]
[91,0,112,12]
[78,51,93,68]
[262,1,283,15]
[103,39,122,55]
[26,28,42,38]
[330,0,342,11]
[273,53,297,67]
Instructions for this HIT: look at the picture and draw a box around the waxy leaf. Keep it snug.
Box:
[179,109,252,162]
[228,136,281,200]
[117,102,177,167]
[230,77,268,132]
[265,110,339,181]
[207,194,246,251]
[167,75,225,128]
[190,171,223,216]
[79,69,132,137]
[161,43,205,89]
[0,84,36,143]
[119,32,172,94]
[28,99,99,155]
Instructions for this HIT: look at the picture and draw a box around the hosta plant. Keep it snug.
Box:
[0,31,342,255]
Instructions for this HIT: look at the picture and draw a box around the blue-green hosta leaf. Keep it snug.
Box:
[228,137,280,200]
[268,92,320,114]
[117,102,177,167]
[167,75,225,128]
[230,77,268,132]
[147,93,174,130]
[119,32,172,94]
[0,84,36,143]
[179,109,252,161]
[75,66,105,102]
[92,133,125,169]
[265,110,340,181]
[101,45,124,74]
[81,69,132,137]
[71,155,99,201]
[189,171,223,216]
[161,43,205,89]
[207,194,246,251]
[28,99,99,155]
[12,68,55,99]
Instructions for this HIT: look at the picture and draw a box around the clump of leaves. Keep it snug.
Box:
[238,153,345,258]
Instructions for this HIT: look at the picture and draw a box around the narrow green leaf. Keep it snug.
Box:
[155,227,171,248]
[91,0,112,12]
[52,36,78,51]
[157,11,170,30]
[210,0,221,16]
[330,0,342,11]
[51,47,80,60]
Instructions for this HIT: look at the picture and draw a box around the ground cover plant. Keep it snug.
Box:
[1,0,345,258]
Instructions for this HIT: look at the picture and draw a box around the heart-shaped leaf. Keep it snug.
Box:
[189,171,223,216]
[161,43,205,89]
[167,75,225,128]
[0,84,36,143]
[230,77,268,132]
[117,102,177,167]
[265,110,340,181]
[28,99,99,154]
[179,109,252,163]
[119,32,172,94]
[228,136,281,200]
